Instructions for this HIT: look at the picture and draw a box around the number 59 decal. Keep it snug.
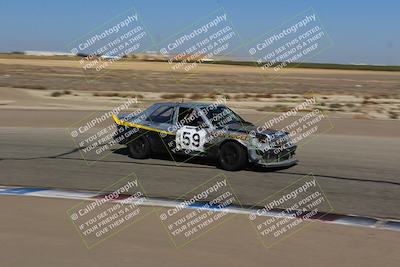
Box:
[176,126,206,152]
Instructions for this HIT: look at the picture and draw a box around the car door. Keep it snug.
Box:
[174,106,208,154]
[144,105,176,153]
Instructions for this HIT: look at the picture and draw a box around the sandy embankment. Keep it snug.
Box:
[0,58,399,119]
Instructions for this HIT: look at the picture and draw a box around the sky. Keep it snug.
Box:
[0,0,399,65]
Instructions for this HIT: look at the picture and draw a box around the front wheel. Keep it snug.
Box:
[218,141,247,171]
[127,136,151,159]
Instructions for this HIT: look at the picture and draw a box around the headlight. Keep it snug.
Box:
[273,132,291,147]
[260,131,289,148]
[248,134,259,147]
[255,134,268,143]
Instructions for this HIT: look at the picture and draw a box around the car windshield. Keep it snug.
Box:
[201,106,250,126]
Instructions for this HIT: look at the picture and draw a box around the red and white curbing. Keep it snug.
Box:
[0,186,399,232]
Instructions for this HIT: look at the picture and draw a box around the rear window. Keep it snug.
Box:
[146,106,174,123]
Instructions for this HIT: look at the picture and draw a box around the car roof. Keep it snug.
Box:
[152,101,225,109]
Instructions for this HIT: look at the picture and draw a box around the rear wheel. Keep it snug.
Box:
[218,141,247,171]
[127,136,151,159]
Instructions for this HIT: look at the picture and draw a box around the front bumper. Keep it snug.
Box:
[249,145,298,168]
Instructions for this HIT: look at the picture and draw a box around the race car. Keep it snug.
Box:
[112,102,297,171]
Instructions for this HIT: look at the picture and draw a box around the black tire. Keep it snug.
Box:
[218,141,248,171]
[127,136,151,159]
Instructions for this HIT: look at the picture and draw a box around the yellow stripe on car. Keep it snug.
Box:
[112,114,176,136]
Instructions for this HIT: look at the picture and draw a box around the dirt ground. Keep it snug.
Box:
[0,58,399,119]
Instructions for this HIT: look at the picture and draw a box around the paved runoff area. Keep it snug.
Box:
[1,195,399,267]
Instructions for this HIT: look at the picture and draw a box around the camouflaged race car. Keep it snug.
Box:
[112,102,297,171]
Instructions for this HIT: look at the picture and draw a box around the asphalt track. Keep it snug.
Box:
[2,196,399,267]
[0,122,399,219]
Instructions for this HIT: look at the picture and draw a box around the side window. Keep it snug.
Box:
[146,106,174,123]
[177,107,206,127]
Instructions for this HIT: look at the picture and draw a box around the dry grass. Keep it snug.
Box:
[12,84,47,90]
[1,58,399,120]
[352,114,370,120]
[389,111,399,119]
[256,104,292,112]
[50,90,72,97]
[92,91,143,98]
[160,93,186,99]
[188,93,203,100]
[231,93,270,100]
[93,92,119,97]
